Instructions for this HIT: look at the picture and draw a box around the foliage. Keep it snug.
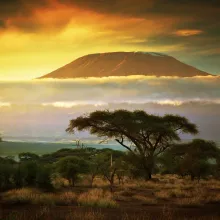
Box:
[66,110,198,179]
[19,152,40,162]
[36,164,54,190]
[56,156,89,186]
[0,163,15,190]
[21,161,39,186]
[159,139,220,180]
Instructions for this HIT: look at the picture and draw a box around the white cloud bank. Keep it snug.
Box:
[0,76,219,105]
[0,76,219,141]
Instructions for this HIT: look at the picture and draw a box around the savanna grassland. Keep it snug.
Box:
[1,146,220,220]
[1,175,220,220]
[1,111,220,219]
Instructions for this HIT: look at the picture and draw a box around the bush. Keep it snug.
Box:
[55,191,77,205]
[36,165,54,190]
[78,189,118,208]
[21,161,38,186]
[2,188,77,206]
[2,188,40,204]
[56,156,89,186]
[0,163,14,190]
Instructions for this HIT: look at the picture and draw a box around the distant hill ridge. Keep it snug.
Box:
[39,52,210,78]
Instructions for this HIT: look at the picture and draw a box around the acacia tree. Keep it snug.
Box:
[98,153,117,192]
[161,139,220,180]
[66,110,198,180]
[56,156,89,186]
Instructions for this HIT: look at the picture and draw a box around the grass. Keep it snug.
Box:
[2,188,77,206]
[3,207,105,220]
[56,191,77,205]
[169,188,192,198]
[77,189,118,208]
[4,205,220,220]
[154,191,172,200]
[177,197,204,207]
[51,175,70,189]
[2,188,42,205]
[65,209,105,220]
[132,195,158,205]
[2,175,220,212]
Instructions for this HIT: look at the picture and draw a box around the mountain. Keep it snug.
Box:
[39,52,210,78]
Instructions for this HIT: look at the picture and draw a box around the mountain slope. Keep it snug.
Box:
[39,52,210,78]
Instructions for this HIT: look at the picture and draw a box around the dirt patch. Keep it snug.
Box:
[1,204,220,220]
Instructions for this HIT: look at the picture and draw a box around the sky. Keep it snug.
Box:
[0,0,219,80]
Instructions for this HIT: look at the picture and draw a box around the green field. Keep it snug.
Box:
[0,140,219,157]
[0,141,122,156]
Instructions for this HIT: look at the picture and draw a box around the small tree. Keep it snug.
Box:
[36,164,54,190]
[66,110,198,180]
[99,159,117,192]
[160,139,220,180]
[21,161,38,186]
[87,157,102,187]
[95,151,126,192]
[115,159,128,185]
[56,156,89,186]
[0,164,14,190]
[13,164,26,188]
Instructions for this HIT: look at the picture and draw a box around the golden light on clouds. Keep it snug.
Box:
[0,0,219,80]
[0,2,186,80]
[174,29,204,37]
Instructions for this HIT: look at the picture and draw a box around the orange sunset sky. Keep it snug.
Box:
[0,0,219,80]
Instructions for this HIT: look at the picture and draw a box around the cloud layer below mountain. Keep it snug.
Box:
[0,76,219,141]
[0,76,219,105]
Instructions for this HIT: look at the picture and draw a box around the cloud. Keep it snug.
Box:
[1,101,220,141]
[0,0,219,79]
[0,76,219,140]
[174,29,203,37]
[0,102,11,107]
[0,76,219,105]
[42,101,108,108]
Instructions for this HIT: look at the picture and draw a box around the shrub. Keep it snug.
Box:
[55,191,77,205]
[2,188,76,206]
[56,156,89,187]
[32,194,56,206]
[154,191,172,200]
[2,188,40,204]
[169,188,191,198]
[51,173,69,189]
[177,197,204,207]
[36,165,54,190]
[78,189,118,208]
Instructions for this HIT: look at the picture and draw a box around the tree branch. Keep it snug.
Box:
[115,137,133,153]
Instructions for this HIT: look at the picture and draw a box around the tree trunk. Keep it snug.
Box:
[144,170,152,180]
[71,178,75,187]
[143,154,154,181]
[118,178,121,185]
[90,174,95,187]
[191,175,195,181]
[109,170,116,192]
[110,174,115,192]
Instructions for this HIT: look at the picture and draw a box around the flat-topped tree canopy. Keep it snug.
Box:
[66,110,198,180]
